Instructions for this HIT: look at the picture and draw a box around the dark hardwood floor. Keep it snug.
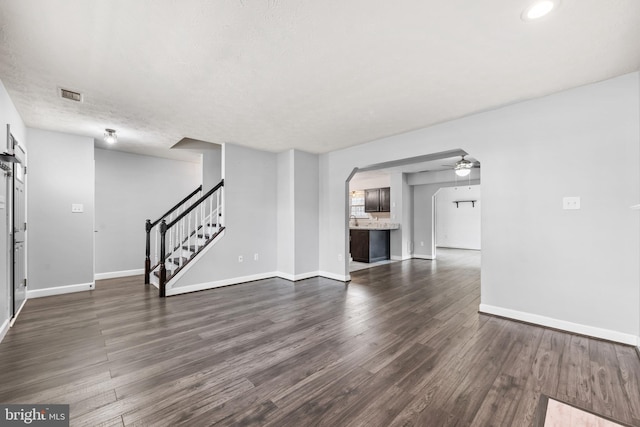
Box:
[1,249,639,426]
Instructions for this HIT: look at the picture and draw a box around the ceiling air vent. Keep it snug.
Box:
[60,88,82,102]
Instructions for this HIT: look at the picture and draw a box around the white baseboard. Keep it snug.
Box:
[479,304,638,346]
[412,254,435,260]
[391,255,413,261]
[0,318,9,344]
[9,298,27,327]
[168,269,351,296]
[95,268,144,280]
[317,270,350,282]
[278,271,350,283]
[167,271,277,296]
[27,282,95,299]
[276,271,321,282]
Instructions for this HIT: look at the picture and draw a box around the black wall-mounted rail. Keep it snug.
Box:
[453,200,477,208]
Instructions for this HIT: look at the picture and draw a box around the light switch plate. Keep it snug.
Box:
[563,197,580,210]
[71,203,84,213]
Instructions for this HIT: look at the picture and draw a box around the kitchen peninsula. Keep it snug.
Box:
[349,221,399,263]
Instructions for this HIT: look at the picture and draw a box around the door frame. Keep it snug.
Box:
[9,129,27,323]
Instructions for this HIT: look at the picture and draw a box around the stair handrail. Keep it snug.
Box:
[157,179,225,297]
[145,185,202,284]
[166,180,224,229]
[149,185,202,228]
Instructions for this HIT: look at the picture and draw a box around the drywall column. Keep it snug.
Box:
[277,150,295,276]
[293,150,319,277]
[202,146,222,191]
[390,172,413,260]
[276,149,319,280]
[26,129,94,296]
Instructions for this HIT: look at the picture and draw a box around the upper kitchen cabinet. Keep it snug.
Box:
[365,187,391,212]
[379,187,390,212]
[365,189,380,212]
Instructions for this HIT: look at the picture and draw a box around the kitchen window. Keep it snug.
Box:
[350,190,367,218]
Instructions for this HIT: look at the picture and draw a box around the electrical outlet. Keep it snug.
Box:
[71,203,84,213]
[420,241,424,247]
[338,254,343,261]
[254,253,259,261]
[563,197,580,210]
[238,255,243,263]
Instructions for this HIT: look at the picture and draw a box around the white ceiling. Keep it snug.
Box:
[0,0,639,162]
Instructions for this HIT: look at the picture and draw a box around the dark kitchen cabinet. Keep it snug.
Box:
[350,229,390,263]
[379,187,390,212]
[364,187,391,213]
[365,189,380,212]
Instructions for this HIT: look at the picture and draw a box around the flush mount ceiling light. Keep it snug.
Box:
[104,128,117,144]
[521,0,558,21]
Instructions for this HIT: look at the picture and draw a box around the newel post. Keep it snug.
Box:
[144,219,151,284]
[159,220,167,297]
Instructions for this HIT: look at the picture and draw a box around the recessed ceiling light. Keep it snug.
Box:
[522,0,558,21]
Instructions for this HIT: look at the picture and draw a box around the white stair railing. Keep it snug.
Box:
[145,185,203,285]
[154,179,225,297]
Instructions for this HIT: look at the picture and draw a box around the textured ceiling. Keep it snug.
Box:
[0,0,639,162]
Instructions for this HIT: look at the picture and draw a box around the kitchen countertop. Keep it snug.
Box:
[349,223,399,230]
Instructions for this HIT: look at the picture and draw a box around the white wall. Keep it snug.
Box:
[319,72,640,343]
[26,128,95,294]
[435,185,481,250]
[0,79,26,339]
[170,143,278,293]
[94,149,200,277]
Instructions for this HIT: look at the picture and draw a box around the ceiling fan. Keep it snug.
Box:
[443,155,480,177]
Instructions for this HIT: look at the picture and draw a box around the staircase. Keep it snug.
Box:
[144,179,225,297]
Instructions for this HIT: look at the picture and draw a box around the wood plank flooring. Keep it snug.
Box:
[1,249,639,426]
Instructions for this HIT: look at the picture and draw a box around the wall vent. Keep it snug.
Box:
[60,88,82,102]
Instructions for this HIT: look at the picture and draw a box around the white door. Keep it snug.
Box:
[11,137,26,317]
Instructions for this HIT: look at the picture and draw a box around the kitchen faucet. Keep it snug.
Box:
[350,215,359,226]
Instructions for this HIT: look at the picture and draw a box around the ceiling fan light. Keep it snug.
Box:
[455,168,471,177]
[522,0,557,21]
[104,128,117,144]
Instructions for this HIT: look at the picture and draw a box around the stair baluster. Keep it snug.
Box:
[145,180,224,297]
